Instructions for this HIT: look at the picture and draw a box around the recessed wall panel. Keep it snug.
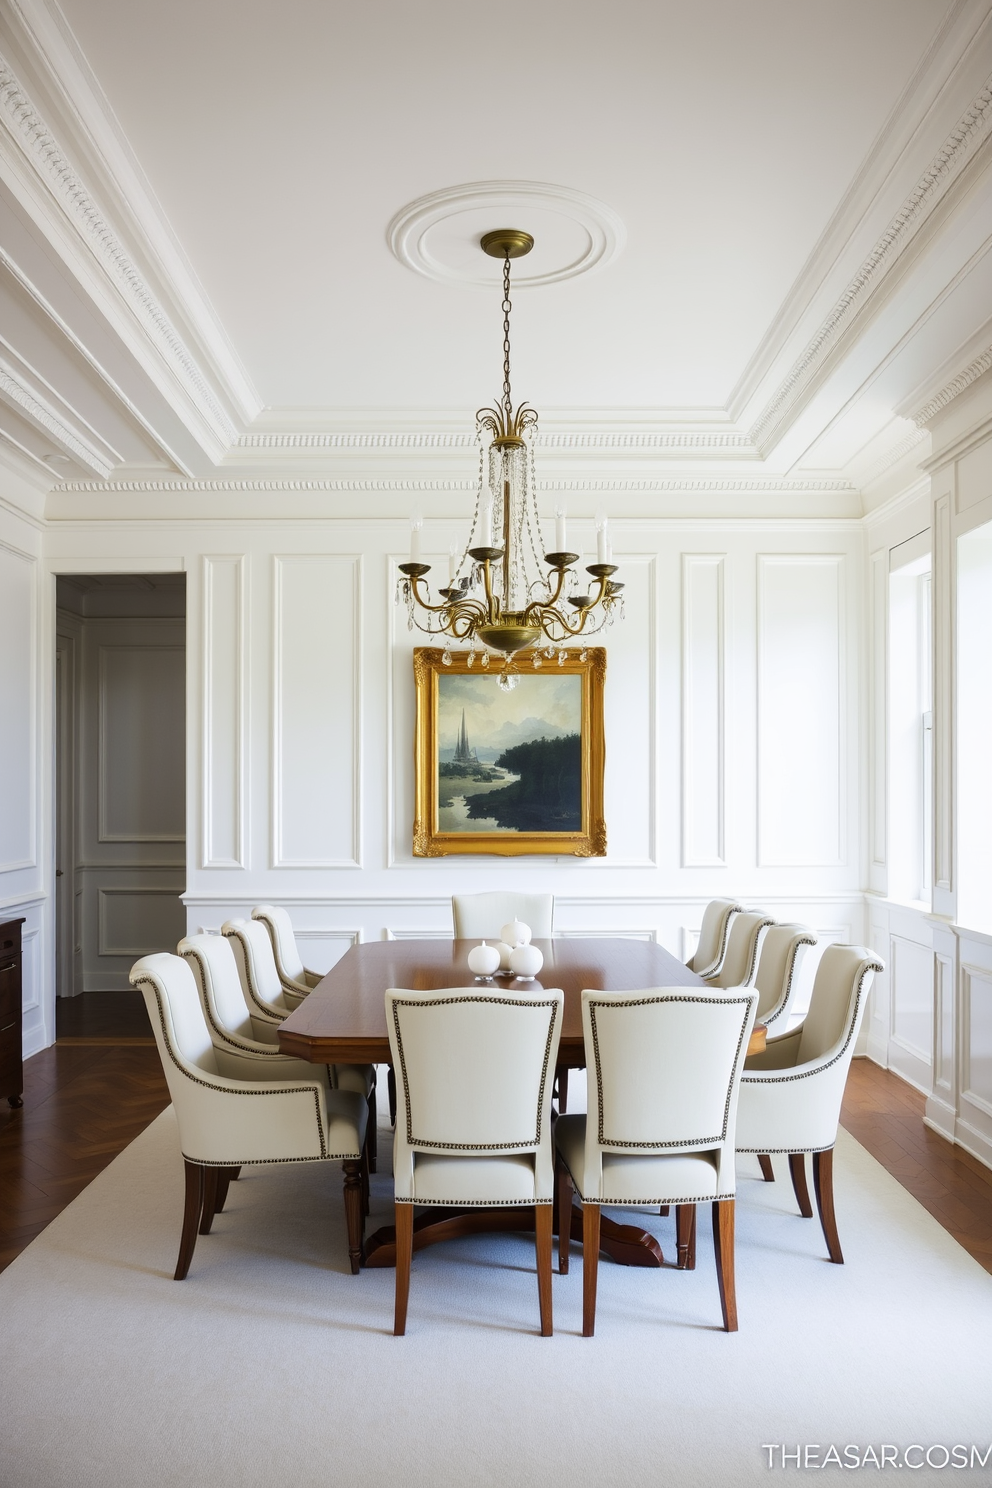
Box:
[202,556,245,868]
[99,645,185,841]
[757,555,843,866]
[682,555,725,866]
[274,555,360,867]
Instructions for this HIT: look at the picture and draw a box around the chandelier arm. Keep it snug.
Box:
[405,575,479,616]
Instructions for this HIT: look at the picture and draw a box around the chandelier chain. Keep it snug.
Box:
[501,251,513,419]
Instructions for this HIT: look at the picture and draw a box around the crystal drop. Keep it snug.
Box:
[558,650,566,666]
[442,651,452,666]
[533,654,543,668]
[481,653,490,669]
[580,649,588,661]
[467,652,474,668]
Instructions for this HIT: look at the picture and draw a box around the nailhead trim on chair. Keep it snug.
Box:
[589,994,752,1149]
[391,994,559,1152]
[132,976,332,1160]
[762,934,818,1028]
[395,1196,553,1207]
[736,958,884,1152]
[692,900,745,979]
[222,925,286,1021]
[179,947,285,1056]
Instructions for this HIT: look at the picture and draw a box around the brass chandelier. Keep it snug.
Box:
[397,230,623,678]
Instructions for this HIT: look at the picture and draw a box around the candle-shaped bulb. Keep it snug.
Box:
[554,503,567,555]
[448,543,458,583]
[596,512,609,565]
[410,513,423,562]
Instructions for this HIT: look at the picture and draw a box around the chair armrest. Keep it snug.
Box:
[303,968,322,989]
[213,1045,330,1087]
[744,1027,801,1071]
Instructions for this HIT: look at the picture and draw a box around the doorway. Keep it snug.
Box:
[55,575,187,1011]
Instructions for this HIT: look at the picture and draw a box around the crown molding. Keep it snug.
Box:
[0,352,114,476]
[909,341,992,424]
[747,72,992,454]
[233,427,760,457]
[54,474,856,495]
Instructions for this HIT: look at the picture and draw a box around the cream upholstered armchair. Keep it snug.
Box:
[753,923,818,1034]
[129,952,368,1277]
[451,891,554,940]
[385,985,563,1336]
[555,986,757,1334]
[184,930,378,1170]
[736,943,884,1263]
[251,904,319,1005]
[705,910,775,989]
[686,898,745,978]
[222,917,304,1021]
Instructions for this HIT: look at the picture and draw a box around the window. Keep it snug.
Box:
[888,548,931,905]
[957,519,992,934]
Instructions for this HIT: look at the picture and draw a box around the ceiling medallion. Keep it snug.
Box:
[387,180,626,288]
[397,232,623,686]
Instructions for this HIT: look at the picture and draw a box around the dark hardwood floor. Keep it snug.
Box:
[2,999,991,1275]
[0,992,169,1271]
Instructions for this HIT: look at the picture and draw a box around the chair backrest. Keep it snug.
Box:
[178,932,254,1039]
[386,987,563,1154]
[707,911,775,988]
[689,898,744,976]
[129,952,220,1096]
[222,918,287,1013]
[451,892,554,940]
[797,944,884,1065]
[753,923,817,1023]
[582,987,757,1192]
[252,904,305,984]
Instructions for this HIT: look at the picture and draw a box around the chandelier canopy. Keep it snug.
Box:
[397,230,623,674]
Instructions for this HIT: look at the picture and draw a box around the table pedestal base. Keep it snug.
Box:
[362,1202,665,1269]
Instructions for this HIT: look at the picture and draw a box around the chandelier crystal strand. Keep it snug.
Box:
[397,228,623,655]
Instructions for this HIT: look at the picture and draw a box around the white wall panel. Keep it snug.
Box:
[0,543,36,872]
[681,555,725,866]
[273,554,361,867]
[962,962,992,1126]
[757,555,843,866]
[99,645,185,841]
[202,555,246,868]
[889,931,934,1085]
[98,886,186,956]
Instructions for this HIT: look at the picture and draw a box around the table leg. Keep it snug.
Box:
[363,1201,664,1268]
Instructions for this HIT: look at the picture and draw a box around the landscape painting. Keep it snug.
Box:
[412,647,607,857]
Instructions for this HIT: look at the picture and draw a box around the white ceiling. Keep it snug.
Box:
[1,0,992,503]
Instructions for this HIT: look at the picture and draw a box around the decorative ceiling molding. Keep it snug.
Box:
[0,356,114,476]
[749,74,992,453]
[54,475,856,495]
[851,425,929,488]
[910,342,992,424]
[0,54,239,449]
[234,428,757,454]
[387,181,626,288]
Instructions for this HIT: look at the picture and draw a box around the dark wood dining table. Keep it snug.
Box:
[278,937,766,1269]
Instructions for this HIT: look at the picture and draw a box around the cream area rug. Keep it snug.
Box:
[1,1094,991,1488]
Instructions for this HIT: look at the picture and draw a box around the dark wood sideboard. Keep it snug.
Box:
[0,918,25,1108]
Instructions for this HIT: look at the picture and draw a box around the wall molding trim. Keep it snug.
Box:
[910,342,992,426]
[0,356,114,477]
[0,54,239,449]
[748,75,992,453]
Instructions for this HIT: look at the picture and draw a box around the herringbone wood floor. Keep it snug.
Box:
[1,997,991,1274]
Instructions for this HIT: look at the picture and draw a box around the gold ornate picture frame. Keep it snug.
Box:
[413,646,606,857]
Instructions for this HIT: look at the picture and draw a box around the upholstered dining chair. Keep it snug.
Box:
[686,898,745,978]
[222,917,304,1022]
[736,944,884,1263]
[753,923,818,1034]
[705,910,775,989]
[129,952,369,1277]
[451,891,555,940]
[555,986,757,1335]
[251,904,319,1006]
[385,985,564,1336]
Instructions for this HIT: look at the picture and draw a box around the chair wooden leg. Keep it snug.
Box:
[342,1159,365,1274]
[712,1199,738,1332]
[367,1082,378,1174]
[394,1202,414,1335]
[676,1203,697,1270]
[556,1158,573,1274]
[535,1204,554,1336]
[175,1160,204,1280]
[757,1154,775,1182]
[199,1166,219,1235]
[229,1166,241,1181]
[789,1152,814,1218]
[387,1065,397,1126]
[214,1168,233,1215]
[659,1204,670,1216]
[812,1147,843,1263]
[582,1203,601,1337]
[555,1065,569,1113]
